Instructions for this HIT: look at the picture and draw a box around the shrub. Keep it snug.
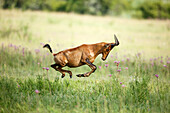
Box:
[138,1,170,19]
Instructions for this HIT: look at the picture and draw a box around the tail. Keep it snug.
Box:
[43,44,53,53]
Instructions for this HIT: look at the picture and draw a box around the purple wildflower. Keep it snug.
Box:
[160,60,163,64]
[154,58,157,61]
[163,65,167,68]
[136,52,141,57]
[167,61,170,64]
[122,85,125,88]
[22,48,25,56]
[125,67,128,70]
[99,66,101,69]
[9,44,13,47]
[14,45,18,50]
[117,68,121,72]
[116,61,120,67]
[35,49,40,54]
[155,74,159,78]
[105,64,109,68]
[114,61,117,63]
[109,74,112,77]
[42,67,46,70]
[35,89,40,94]
[151,62,154,66]
[120,82,122,84]
[40,43,44,45]
[46,67,49,71]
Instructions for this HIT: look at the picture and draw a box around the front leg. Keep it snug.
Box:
[76,58,97,77]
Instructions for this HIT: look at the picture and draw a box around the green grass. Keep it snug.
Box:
[0,10,170,113]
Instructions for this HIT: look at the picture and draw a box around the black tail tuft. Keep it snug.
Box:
[43,44,53,53]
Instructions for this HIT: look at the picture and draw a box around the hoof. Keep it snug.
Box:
[61,75,65,78]
[76,74,81,77]
[70,75,72,78]
[76,74,85,77]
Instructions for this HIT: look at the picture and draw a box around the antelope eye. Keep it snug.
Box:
[106,48,109,52]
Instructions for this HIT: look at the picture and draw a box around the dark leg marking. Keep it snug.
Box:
[86,58,97,73]
[76,74,85,77]
[76,58,97,77]
[51,64,58,70]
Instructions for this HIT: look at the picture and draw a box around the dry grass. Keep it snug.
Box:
[0,9,170,57]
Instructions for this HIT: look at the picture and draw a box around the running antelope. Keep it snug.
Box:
[43,35,119,78]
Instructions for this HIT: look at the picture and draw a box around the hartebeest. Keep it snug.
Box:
[43,35,119,78]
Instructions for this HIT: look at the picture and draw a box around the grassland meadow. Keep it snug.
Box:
[0,10,170,113]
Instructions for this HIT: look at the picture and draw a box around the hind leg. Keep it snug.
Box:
[51,64,65,78]
[58,67,73,78]
[51,64,72,78]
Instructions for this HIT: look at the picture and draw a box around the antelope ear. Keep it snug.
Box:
[104,44,109,48]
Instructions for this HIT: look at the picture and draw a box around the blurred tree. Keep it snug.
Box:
[0,0,169,19]
[2,0,16,9]
[139,1,170,19]
[44,0,67,11]
[85,0,102,15]
[65,0,87,14]
[109,0,132,16]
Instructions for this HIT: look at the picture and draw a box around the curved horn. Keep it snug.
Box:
[114,34,119,46]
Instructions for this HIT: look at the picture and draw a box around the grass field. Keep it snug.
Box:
[0,9,170,113]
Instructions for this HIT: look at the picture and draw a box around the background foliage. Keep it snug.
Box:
[0,0,170,19]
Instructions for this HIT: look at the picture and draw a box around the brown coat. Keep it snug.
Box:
[43,35,119,78]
